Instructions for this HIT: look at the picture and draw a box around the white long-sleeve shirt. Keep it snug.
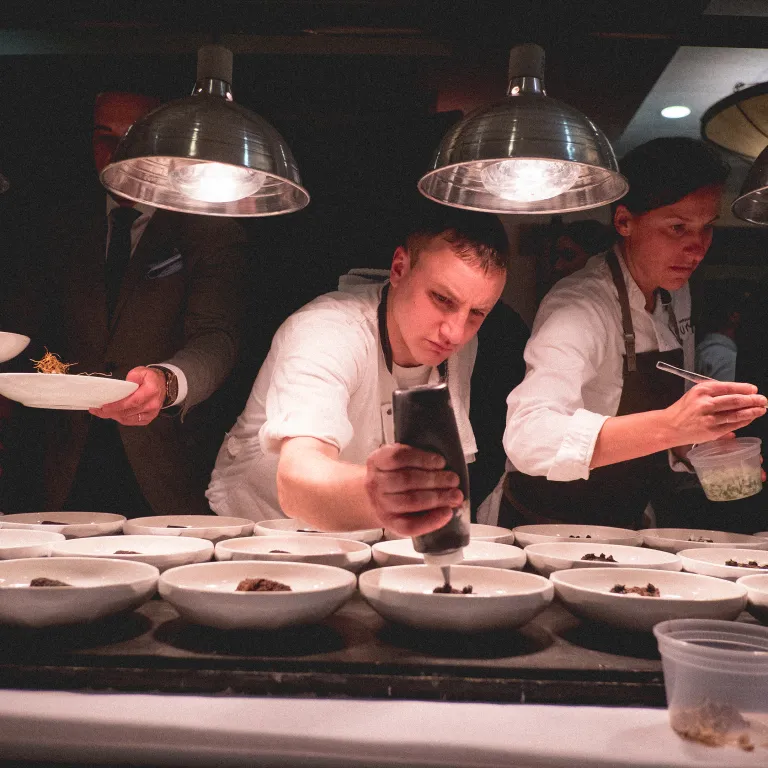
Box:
[504,248,693,482]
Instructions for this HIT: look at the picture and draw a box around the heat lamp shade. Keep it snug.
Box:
[732,143,768,224]
[702,82,768,161]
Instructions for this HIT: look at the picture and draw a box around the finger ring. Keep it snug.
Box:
[137,413,142,423]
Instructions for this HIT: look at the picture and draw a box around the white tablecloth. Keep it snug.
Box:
[0,691,765,767]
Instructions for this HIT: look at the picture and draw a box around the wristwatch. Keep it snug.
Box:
[151,366,179,408]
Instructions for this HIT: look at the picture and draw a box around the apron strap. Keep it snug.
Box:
[606,250,637,375]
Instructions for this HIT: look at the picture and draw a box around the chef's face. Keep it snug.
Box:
[614,184,723,293]
[387,237,506,368]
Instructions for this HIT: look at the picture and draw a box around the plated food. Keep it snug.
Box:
[640,528,768,554]
[123,515,253,543]
[0,511,126,538]
[678,547,768,582]
[0,529,65,560]
[253,518,383,545]
[512,524,643,548]
[736,574,768,624]
[371,539,525,570]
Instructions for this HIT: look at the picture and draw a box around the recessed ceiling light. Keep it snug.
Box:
[661,105,691,119]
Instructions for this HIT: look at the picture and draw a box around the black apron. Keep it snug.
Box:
[500,251,685,530]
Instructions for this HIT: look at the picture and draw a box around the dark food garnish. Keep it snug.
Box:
[40,520,65,525]
[569,534,592,538]
[610,582,660,597]
[581,552,616,562]
[29,577,71,587]
[433,583,474,594]
[236,577,292,592]
[166,525,191,528]
[297,528,322,533]
[688,536,714,543]
[269,549,291,554]
[725,559,768,569]
[114,550,140,555]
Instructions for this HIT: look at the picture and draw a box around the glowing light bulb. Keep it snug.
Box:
[168,161,267,203]
[480,159,580,202]
[661,105,691,119]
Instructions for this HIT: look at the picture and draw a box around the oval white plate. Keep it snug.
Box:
[512,524,642,548]
[0,512,126,539]
[737,573,768,624]
[123,515,254,544]
[0,529,65,559]
[754,531,768,540]
[0,373,137,410]
[678,547,768,581]
[639,528,768,554]
[0,332,30,363]
[383,523,515,545]
[372,539,525,570]
[0,557,158,628]
[215,536,371,573]
[550,567,747,632]
[51,535,213,573]
[358,564,553,632]
[525,541,682,578]
[253,518,383,545]
[159,561,356,630]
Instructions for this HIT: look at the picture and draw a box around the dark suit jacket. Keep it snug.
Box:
[8,199,247,515]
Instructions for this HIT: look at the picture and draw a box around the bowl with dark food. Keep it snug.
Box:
[158,561,356,629]
[50,535,213,572]
[0,511,125,538]
[512,524,642,548]
[358,564,553,632]
[737,574,768,624]
[383,523,515,545]
[253,518,383,545]
[678,548,768,582]
[123,515,253,543]
[525,541,682,578]
[0,529,65,559]
[0,557,158,627]
[214,535,371,573]
[371,539,525,570]
[550,567,747,632]
[640,528,768,554]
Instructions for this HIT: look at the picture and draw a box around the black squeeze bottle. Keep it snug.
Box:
[392,382,470,566]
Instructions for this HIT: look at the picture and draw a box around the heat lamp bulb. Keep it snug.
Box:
[480,158,580,203]
[169,160,267,203]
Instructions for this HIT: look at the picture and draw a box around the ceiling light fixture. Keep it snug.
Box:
[418,43,627,214]
[101,45,309,217]
[661,105,691,119]
[702,82,768,159]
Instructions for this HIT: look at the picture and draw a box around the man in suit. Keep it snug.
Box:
[7,91,247,517]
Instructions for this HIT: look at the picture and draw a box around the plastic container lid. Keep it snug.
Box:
[688,437,762,467]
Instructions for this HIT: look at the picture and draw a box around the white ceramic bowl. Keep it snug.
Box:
[358,564,553,632]
[50,535,214,573]
[550,567,747,632]
[754,531,768,540]
[0,332,30,363]
[512,524,642,548]
[383,523,515,545]
[214,536,371,573]
[0,529,65,559]
[0,511,126,538]
[679,547,768,581]
[159,561,356,630]
[123,515,254,543]
[639,528,768,554]
[371,539,526,570]
[0,557,158,628]
[524,542,682,578]
[737,574,768,624]
[0,372,138,410]
[253,518,383,545]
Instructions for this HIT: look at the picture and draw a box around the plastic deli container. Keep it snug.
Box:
[687,438,763,502]
[654,619,768,750]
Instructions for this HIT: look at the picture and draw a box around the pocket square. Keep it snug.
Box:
[146,250,183,279]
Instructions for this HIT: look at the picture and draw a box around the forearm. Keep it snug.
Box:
[590,410,676,468]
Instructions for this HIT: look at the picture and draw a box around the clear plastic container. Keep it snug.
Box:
[687,437,763,502]
[654,619,768,750]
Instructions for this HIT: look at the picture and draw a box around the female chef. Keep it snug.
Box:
[501,137,767,529]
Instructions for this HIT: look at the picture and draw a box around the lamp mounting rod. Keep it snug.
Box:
[508,43,545,81]
[197,44,233,85]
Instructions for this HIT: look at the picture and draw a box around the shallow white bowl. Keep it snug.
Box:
[678,547,768,581]
[0,372,138,410]
[754,531,768,540]
[253,518,382,545]
[159,561,356,630]
[50,535,213,573]
[371,539,525,570]
[0,529,65,560]
[123,515,253,544]
[214,536,371,573]
[0,332,30,363]
[550,567,747,632]
[639,528,768,554]
[512,524,642,548]
[0,511,126,538]
[383,523,515,545]
[737,574,768,624]
[524,542,682,578]
[0,557,158,628]
[358,564,553,632]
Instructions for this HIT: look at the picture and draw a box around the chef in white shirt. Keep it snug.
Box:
[207,204,508,537]
[501,137,768,530]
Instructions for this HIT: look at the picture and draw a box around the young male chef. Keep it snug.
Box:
[207,203,508,537]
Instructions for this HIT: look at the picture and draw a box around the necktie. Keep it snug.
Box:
[105,206,141,320]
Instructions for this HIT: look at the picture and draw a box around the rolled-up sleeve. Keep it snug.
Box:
[504,291,611,481]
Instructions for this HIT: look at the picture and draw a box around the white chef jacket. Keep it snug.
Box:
[504,247,694,482]
[206,281,477,522]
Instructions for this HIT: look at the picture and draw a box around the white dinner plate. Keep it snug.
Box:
[512,524,642,548]
[0,332,30,363]
[0,529,65,559]
[0,373,137,410]
[383,523,515,545]
[124,515,254,543]
[371,539,526,570]
[0,512,126,538]
[253,518,383,545]
[678,547,768,581]
[639,528,768,554]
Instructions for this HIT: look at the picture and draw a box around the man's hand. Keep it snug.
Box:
[89,366,166,426]
[364,443,463,537]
